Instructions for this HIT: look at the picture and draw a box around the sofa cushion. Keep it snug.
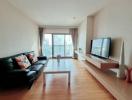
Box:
[30,64,43,74]
[15,55,31,69]
[11,53,25,69]
[38,56,47,60]
[27,53,38,64]
[26,71,36,80]
[34,60,47,65]
[0,58,14,71]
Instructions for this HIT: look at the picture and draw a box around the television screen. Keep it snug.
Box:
[101,38,111,58]
[91,38,111,58]
[91,39,103,56]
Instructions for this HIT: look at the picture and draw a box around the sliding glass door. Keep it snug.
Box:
[43,34,73,58]
[43,34,52,57]
[65,35,73,57]
[53,34,65,57]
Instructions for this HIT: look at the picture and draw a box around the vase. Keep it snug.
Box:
[117,41,125,79]
[125,68,132,83]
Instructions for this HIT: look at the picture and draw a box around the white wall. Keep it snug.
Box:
[93,0,132,66]
[86,16,93,54]
[78,18,87,54]
[0,0,39,57]
[78,17,93,54]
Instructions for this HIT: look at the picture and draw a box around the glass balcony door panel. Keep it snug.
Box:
[53,35,65,57]
[65,35,73,57]
[43,34,73,58]
[43,34,52,57]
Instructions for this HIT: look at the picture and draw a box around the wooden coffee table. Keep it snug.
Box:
[43,66,71,87]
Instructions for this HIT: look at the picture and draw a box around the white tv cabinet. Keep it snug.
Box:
[85,54,119,70]
[75,50,119,70]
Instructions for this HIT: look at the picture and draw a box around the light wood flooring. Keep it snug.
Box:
[0,59,115,100]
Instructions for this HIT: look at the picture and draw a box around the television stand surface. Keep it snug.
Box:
[85,54,119,70]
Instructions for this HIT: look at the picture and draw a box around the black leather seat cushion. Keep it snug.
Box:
[26,71,36,80]
[31,64,43,74]
[35,60,47,65]
[0,58,14,71]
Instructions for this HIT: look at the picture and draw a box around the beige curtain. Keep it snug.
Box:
[38,27,44,56]
[70,28,78,58]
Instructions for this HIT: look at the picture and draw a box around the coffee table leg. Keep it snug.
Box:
[68,72,70,86]
[44,73,46,86]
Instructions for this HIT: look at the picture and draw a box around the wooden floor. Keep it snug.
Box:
[0,59,115,100]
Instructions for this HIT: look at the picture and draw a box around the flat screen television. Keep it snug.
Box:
[90,38,111,59]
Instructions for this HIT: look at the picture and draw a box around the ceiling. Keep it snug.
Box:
[7,0,111,27]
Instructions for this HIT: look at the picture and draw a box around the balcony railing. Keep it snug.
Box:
[43,45,73,57]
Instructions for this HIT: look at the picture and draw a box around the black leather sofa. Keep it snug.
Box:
[0,51,48,89]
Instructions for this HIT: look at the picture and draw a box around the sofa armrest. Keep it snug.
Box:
[7,69,30,77]
[38,56,47,60]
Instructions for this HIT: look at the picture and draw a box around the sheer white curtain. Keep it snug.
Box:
[70,28,78,58]
[38,27,45,56]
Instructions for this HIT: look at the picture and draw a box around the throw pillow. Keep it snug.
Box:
[15,55,31,69]
[27,53,38,64]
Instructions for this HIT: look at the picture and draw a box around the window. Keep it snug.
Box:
[43,34,73,58]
